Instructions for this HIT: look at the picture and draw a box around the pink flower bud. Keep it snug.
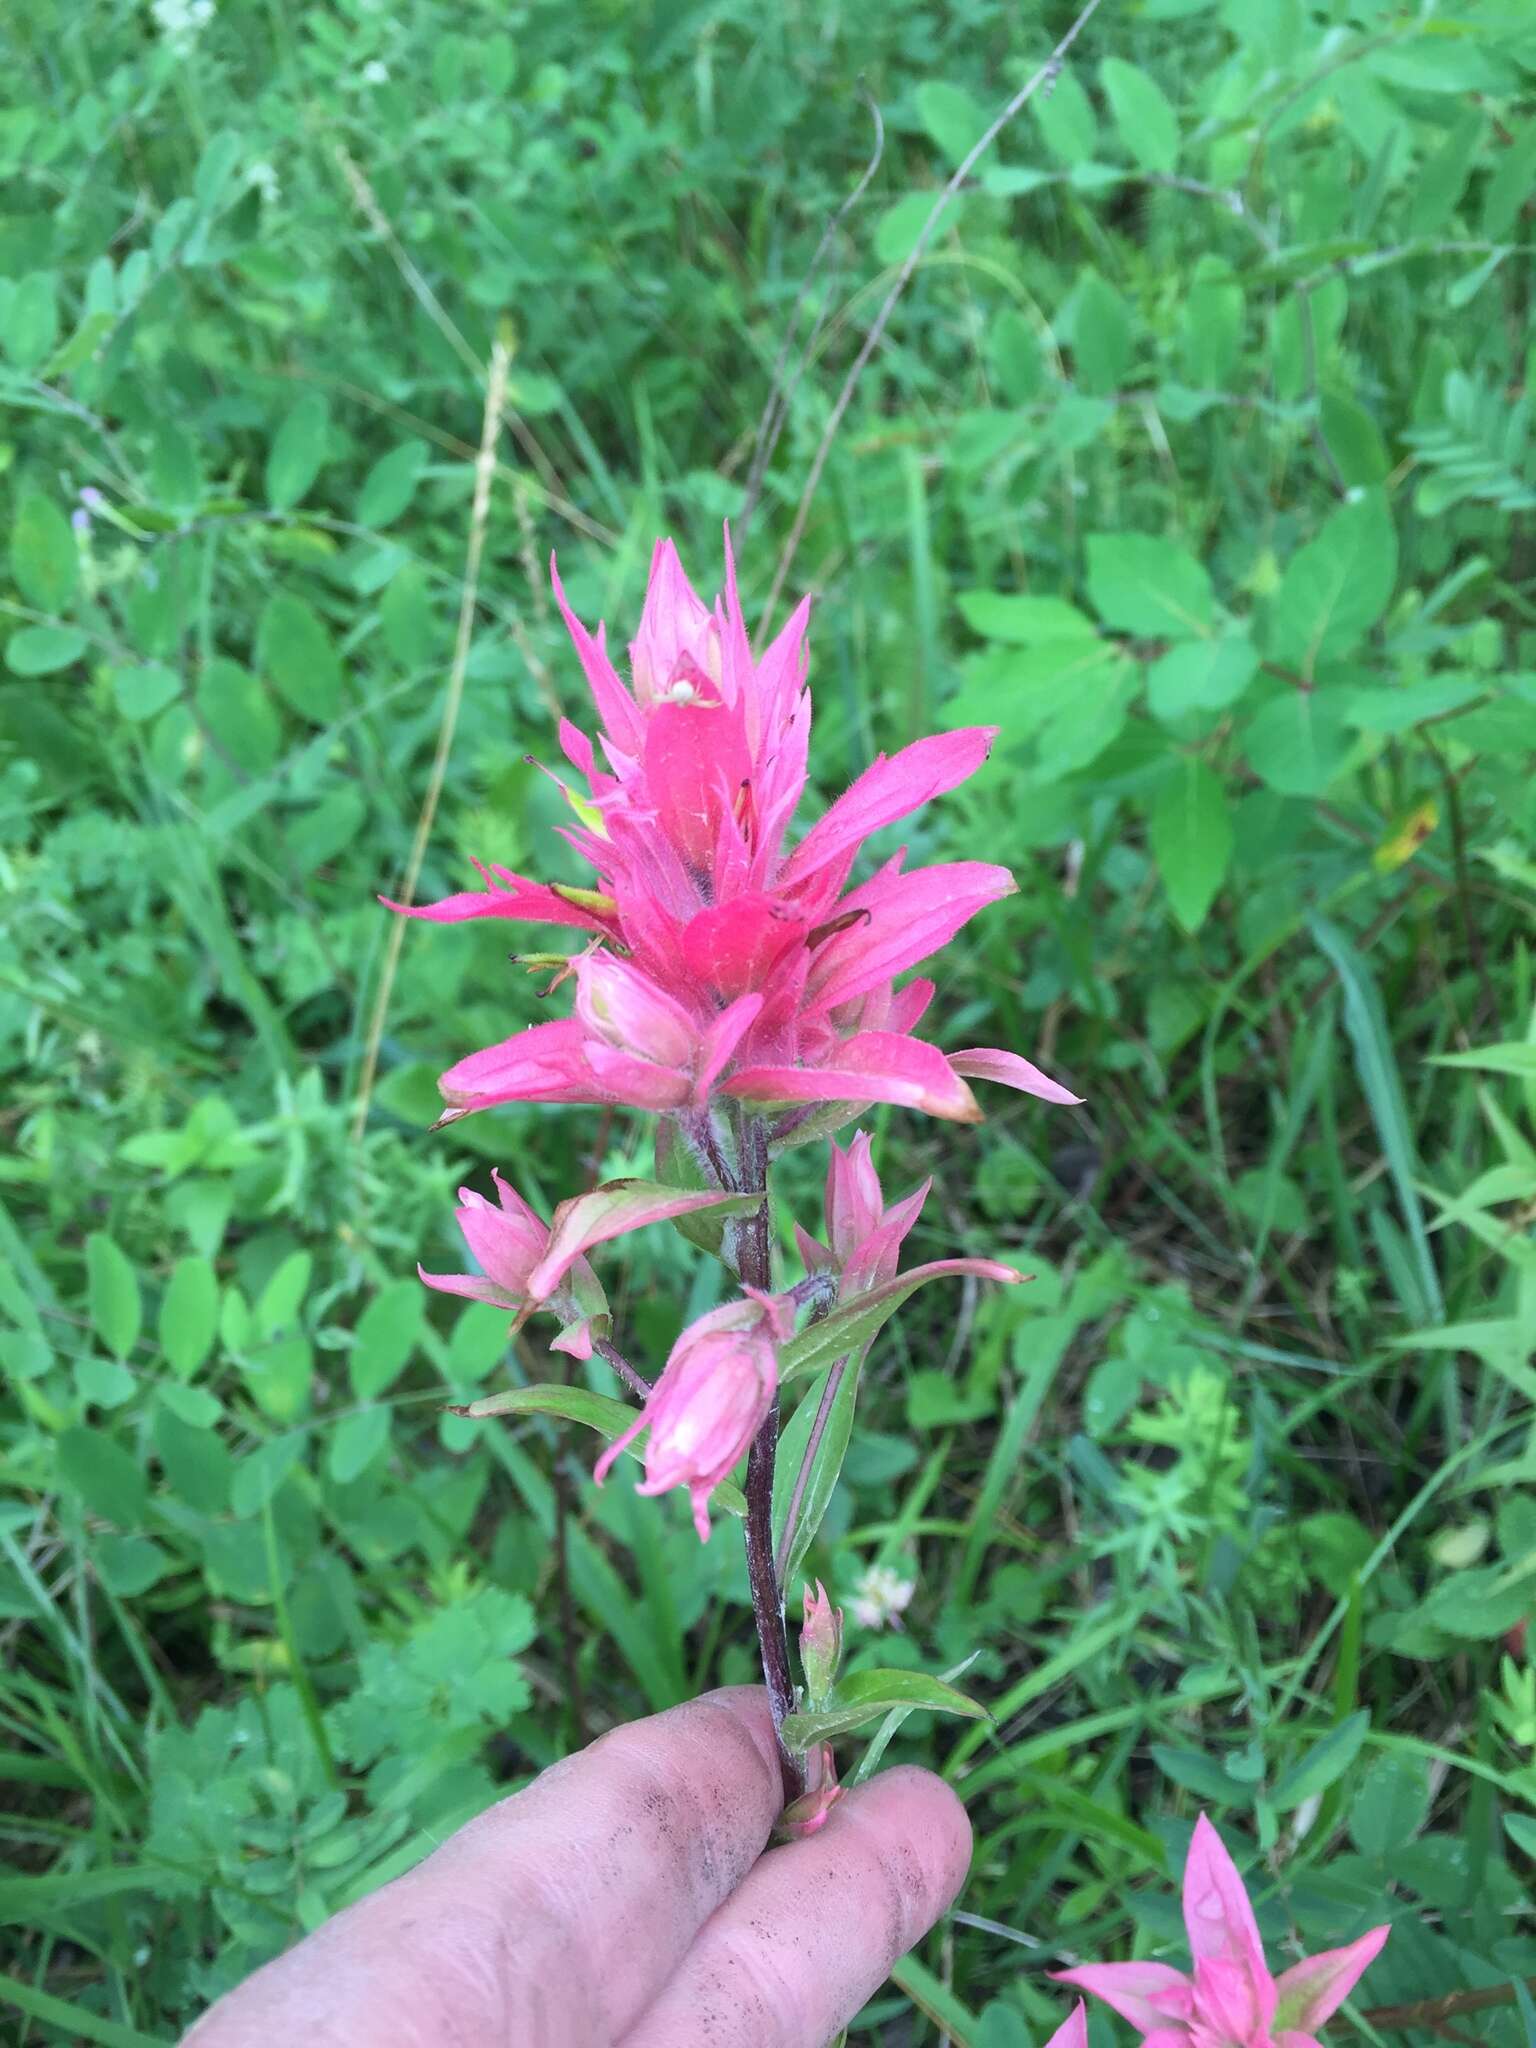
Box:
[800,1580,843,1705]
[455,1168,548,1292]
[574,951,699,1072]
[825,1131,885,1263]
[418,1169,607,1358]
[594,1293,784,1540]
[628,537,721,711]
[773,1742,842,1841]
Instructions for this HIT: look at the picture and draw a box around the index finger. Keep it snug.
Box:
[183,1686,784,2048]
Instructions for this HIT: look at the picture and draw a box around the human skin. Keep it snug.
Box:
[182,1686,973,2048]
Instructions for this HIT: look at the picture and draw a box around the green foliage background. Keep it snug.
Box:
[5,0,1536,2041]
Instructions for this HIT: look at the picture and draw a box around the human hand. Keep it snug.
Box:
[183,1686,972,2048]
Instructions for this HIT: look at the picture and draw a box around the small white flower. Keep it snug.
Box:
[150,0,214,46]
[361,58,390,85]
[247,160,280,206]
[848,1563,916,1632]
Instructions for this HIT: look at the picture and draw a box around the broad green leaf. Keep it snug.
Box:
[1180,256,1244,389]
[987,308,1043,404]
[193,128,243,212]
[781,1668,987,1750]
[94,1536,171,1597]
[1085,532,1214,637]
[1349,1752,1429,1858]
[1483,119,1536,240]
[159,1256,218,1379]
[87,1233,141,1361]
[328,1404,391,1485]
[1242,691,1351,797]
[1345,676,1482,733]
[198,658,282,773]
[149,422,204,516]
[916,80,986,166]
[1,272,59,369]
[1149,757,1232,933]
[257,593,343,723]
[111,664,180,722]
[1073,271,1133,396]
[11,493,78,611]
[778,1260,1022,1385]
[956,592,1097,645]
[1410,109,1483,237]
[1147,637,1257,722]
[265,392,330,509]
[1100,57,1179,174]
[1151,1745,1246,1804]
[6,626,88,676]
[350,1280,423,1399]
[1270,493,1397,673]
[1032,65,1097,165]
[1320,390,1388,486]
[357,440,427,528]
[57,1427,148,1526]
[1270,1711,1370,1811]
[230,1433,305,1518]
[286,788,368,872]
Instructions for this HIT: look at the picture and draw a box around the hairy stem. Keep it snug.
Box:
[735,1112,805,1804]
[593,1337,650,1400]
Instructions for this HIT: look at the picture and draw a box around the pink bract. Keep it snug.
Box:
[1054,1814,1389,2048]
[593,1291,790,1540]
[388,533,1079,1129]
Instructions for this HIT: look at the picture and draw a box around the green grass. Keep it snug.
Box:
[5,0,1536,2041]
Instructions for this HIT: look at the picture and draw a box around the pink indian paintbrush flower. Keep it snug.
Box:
[418,1170,756,1359]
[1054,1814,1389,2048]
[593,1289,792,1540]
[799,1579,843,1704]
[796,1127,1020,1301]
[386,534,1081,1131]
[1043,2006,1089,2048]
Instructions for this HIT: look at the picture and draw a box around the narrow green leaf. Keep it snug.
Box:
[778,1260,1022,1384]
[781,1667,988,1750]
[772,1356,863,1589]
[1312,918,1443,1321]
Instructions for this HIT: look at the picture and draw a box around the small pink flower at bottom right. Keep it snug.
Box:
[1053,1814,1389,2047]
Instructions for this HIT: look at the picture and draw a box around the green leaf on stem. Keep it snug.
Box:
[780,1668,989,1750]
[772,1355,864,1587]
[778,1261,1023,1385]
[446,1384,746,1517]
